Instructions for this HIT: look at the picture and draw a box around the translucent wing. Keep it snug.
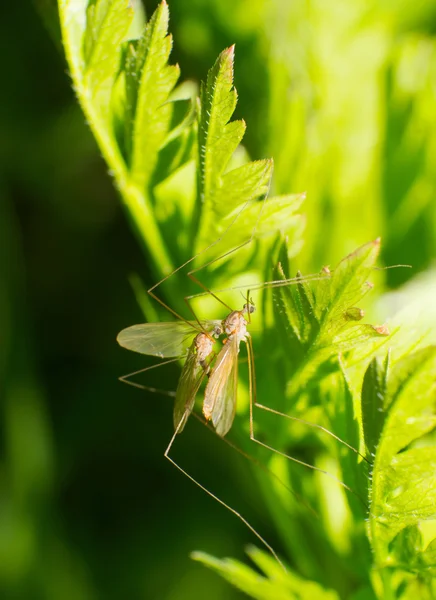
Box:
[173,343,207,434]
[117,320,221,358]
[203,336,238,437]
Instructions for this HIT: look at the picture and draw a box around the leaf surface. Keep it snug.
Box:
[192,547,339,600]
[195,47,273,253]
[368,346,436,565]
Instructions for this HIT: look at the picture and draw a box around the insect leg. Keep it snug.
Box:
[146,194,266,329]
[119,357,181,394]
[191,413,318,519]
[164,411,287,572]
[184,179,272,315]
[245,337,368,509]
[254,403,370,465]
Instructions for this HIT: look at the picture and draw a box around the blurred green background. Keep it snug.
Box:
[1,1,436,598]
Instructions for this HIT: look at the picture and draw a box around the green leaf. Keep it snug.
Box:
[221,193,306,253]
[195,46,273,252]
[124,1,180,186]
[361,354,389,457]
[58,0,185,282]
[326,366,369,513]
[192,547,339,600]
[199,46,245,194]
[83,0,133,119]
[270,238,388,393]
[388,525,424,570]
[368,346,436,564]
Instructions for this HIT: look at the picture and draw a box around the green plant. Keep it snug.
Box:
[57,1,436,598]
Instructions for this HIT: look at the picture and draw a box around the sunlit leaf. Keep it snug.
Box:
[271,238,388,391]
[192,547,339,600]
[361,354,390,457]
[368,347,436,564]
[195,46,272,251]
[83,0,133,118]
[125,1,180,185]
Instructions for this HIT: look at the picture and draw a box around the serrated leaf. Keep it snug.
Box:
[271,239,387,390]
[326,366,369,511]
[192,547,339,600]
[58,0,186,281]
[125,1,180,186]
[199,46,244,184]
[83,0,133,116]
[58,0,89,70]
[213,160,273,221]
[361,354,389,456]
[220,193,306,251]
[369,346,436,563]
[195,47,273,253]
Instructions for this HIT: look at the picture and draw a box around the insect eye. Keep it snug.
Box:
[213,325,222,338]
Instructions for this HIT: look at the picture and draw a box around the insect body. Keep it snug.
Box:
[173,328,221,433]
[204,300,255,437]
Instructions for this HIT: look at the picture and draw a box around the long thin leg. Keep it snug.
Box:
[184,180,272,311]
[182,273,329,303]
[123,363,313,557]
[180,266,328,334]
[254,403,370,465]
[182,261,409,303]
[191,413,318,520]
[147,195,263,328]
[121,357,314,565]
[119,357,181,393]
[186,238,253,312]
[165,412,287,572]
[119,347,217,395]
[245,337,368,509]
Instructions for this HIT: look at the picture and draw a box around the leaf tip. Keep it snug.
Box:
[159,0,170,22]
[374,324,390,336]
[224,44,236,61]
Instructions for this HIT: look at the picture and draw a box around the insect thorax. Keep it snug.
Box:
[194,332,215,363]
[223,311,249,343]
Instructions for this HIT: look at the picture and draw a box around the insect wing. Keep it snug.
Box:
[117,320,221,358]
[204,336,238,437]
[173,343,207,433]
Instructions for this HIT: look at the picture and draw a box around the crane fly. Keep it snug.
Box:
[118,222,408,571]
[117,308,291,571]
[117,267,381,570]
[115,186,302,569]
